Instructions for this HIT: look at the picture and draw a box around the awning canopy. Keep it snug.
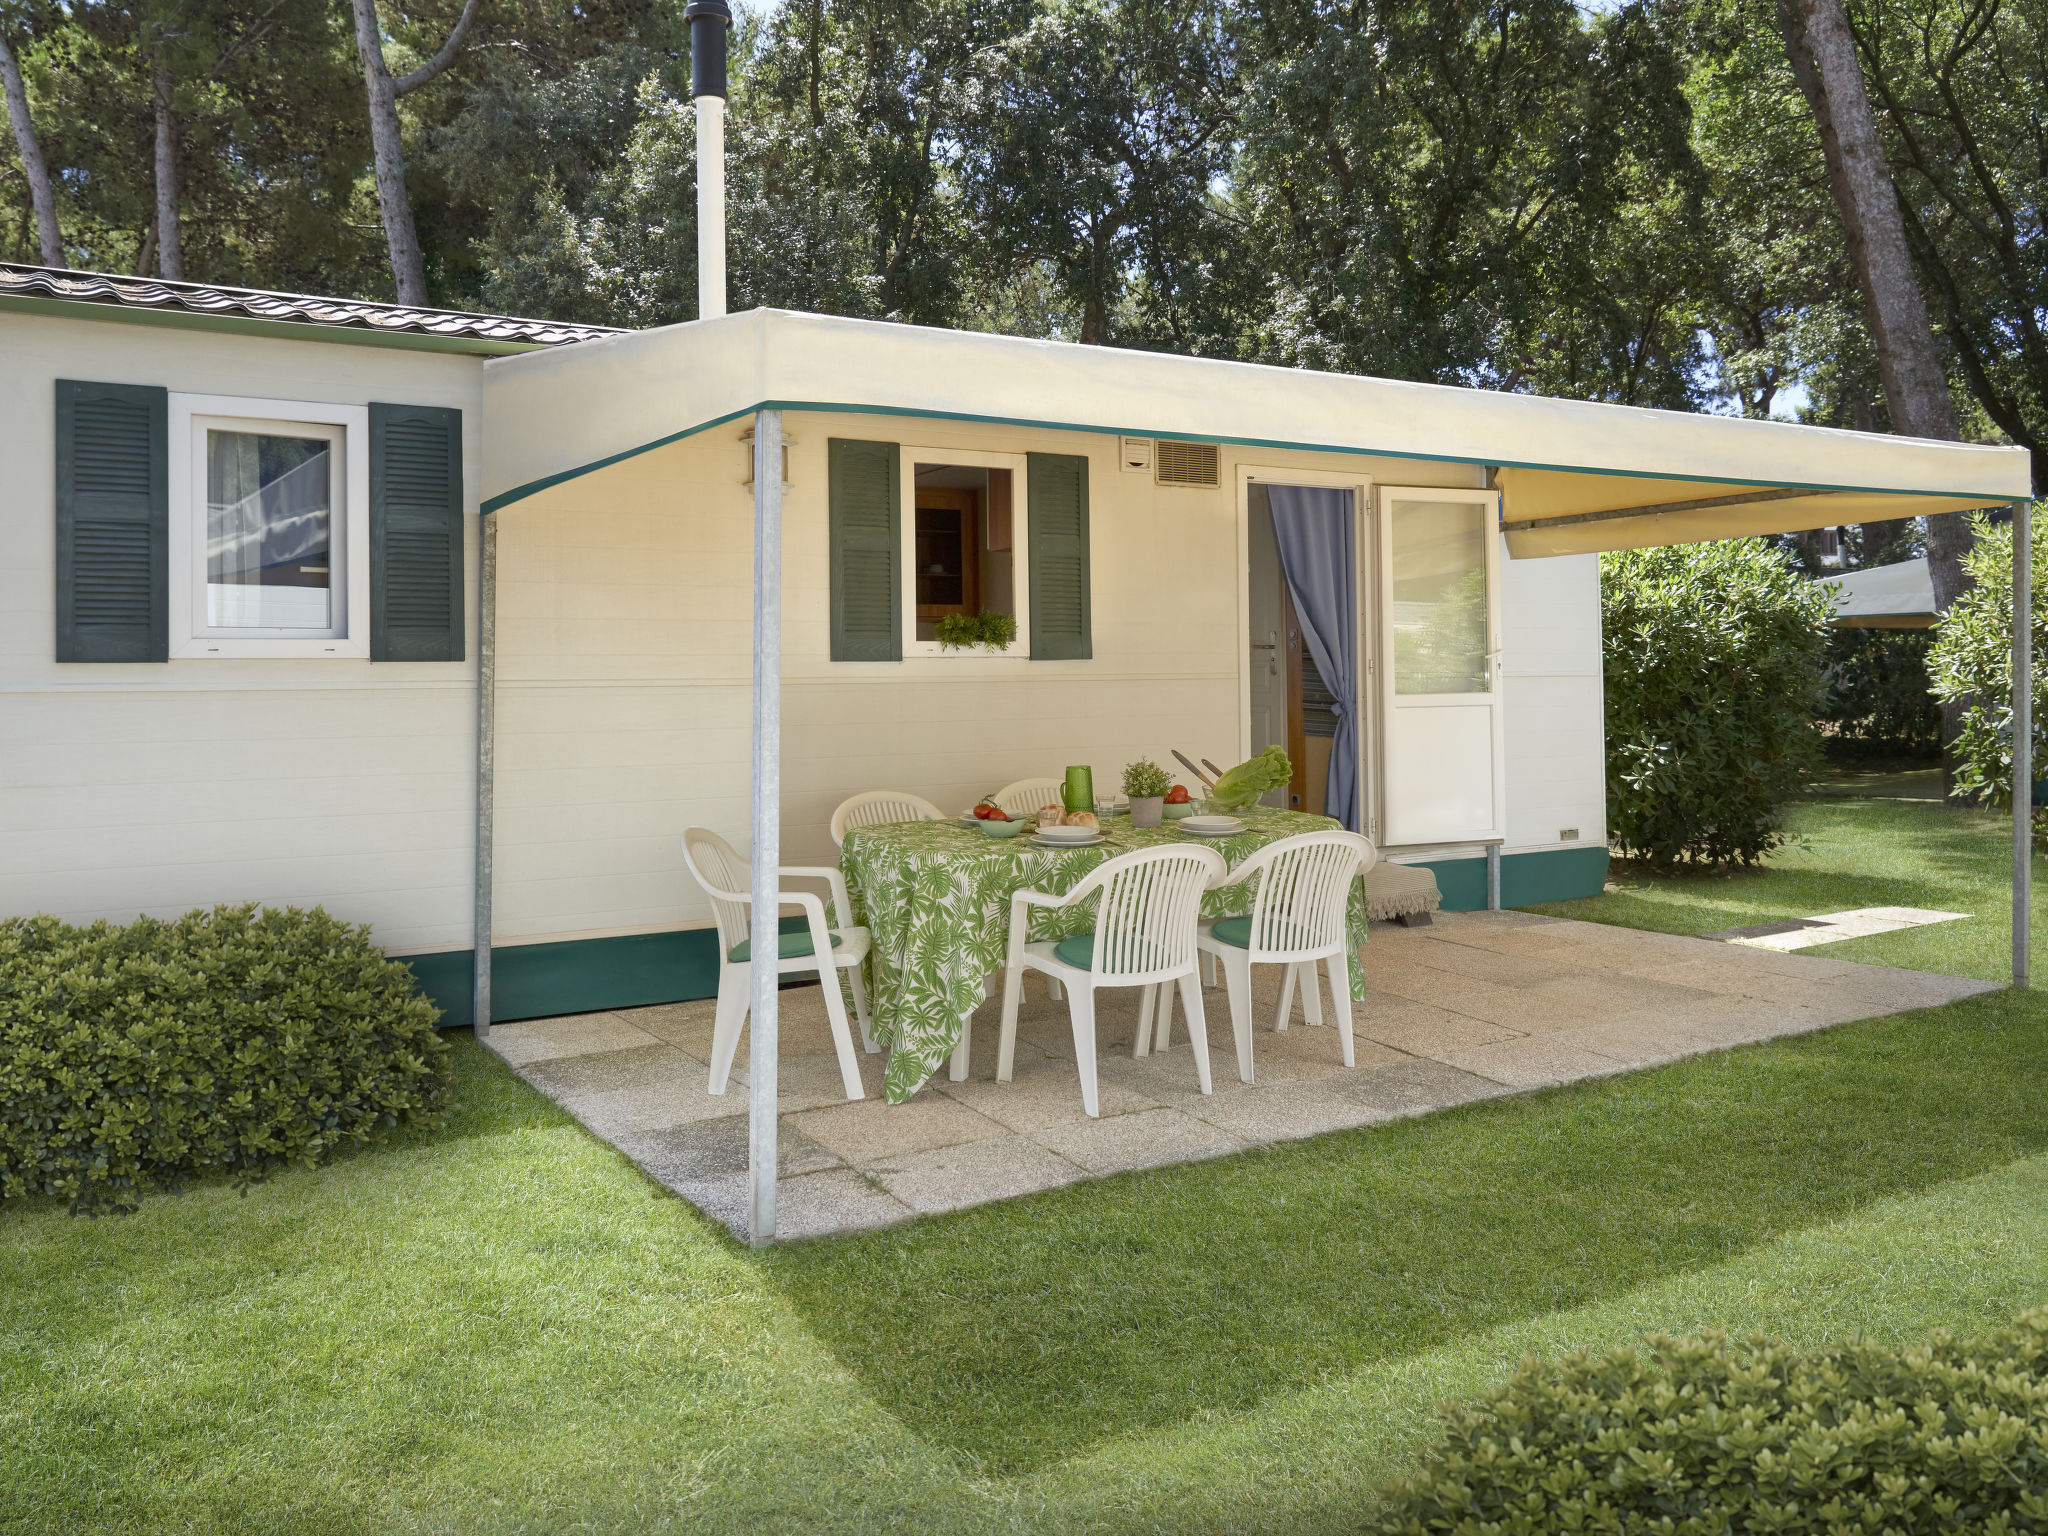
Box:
[481,308,2031,541]
[1816,558,1938,628]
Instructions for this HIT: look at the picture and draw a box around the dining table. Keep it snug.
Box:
[839,804,1371,1103]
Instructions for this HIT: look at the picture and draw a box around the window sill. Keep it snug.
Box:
[170,636,370,659]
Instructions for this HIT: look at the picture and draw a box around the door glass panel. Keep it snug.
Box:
[1388,498,1488,694]
[206,428,333,629]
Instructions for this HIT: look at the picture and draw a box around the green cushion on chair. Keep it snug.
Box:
[729,930,842,964]
[1209,915,1255,949]
[1052,932,1097,969]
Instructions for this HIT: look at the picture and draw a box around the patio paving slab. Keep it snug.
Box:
[488,909,2002,1241]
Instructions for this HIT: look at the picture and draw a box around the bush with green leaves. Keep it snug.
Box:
[1603,539,1831,865]
[1368,1312,2048,1534]
[933,611,1018,651]
[1819,626,1942,758]
[1929,510,2047,811]
[0,904,449,1215]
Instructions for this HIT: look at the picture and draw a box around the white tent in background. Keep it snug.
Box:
[1816,557,1937,629]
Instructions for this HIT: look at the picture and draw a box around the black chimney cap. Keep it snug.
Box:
[686,0,733,100]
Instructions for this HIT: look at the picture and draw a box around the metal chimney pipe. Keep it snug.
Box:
[685,0,732,319]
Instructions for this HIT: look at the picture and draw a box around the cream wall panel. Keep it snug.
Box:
[0,314,485,953]
[489,414,1560,942]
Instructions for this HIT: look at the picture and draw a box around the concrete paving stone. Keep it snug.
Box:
[870,1134,1087,1215]
[1516,969,1721,1024]
[623,999,721,1054]
[1436,1033,1637,1090]
[1185,1078,1390,1142]
[518,1043,738,1135]
[1355,996,1524,1055]
[726,1045,891,1112]
[1028,1106,1244,1175]
[936,1050,1161,1133]
[1546,1012,1725,1068]
[1327,1055,1512,1115]
[1390,939,1583,987]
[789,1092,1009,1164]
[765,1168,916,1239]
[1238,1024,1407,1084]
[612,1115,839,1188]
[489,1012,663,1066]
[1094,1041,1257,1105]
[1372,966,1636,1030]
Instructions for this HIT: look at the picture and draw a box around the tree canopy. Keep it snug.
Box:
[0,0,2038,477]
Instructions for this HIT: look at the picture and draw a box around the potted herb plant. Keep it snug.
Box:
[1122,756,1173,828]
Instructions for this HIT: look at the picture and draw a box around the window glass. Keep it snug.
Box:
[912,463,1014,643]
[1388,498,1488,694]
[206,429,333,629]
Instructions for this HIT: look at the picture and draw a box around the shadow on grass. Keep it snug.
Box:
[762,990,2048,1475]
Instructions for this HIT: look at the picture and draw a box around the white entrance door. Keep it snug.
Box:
[1377,486,1505,845]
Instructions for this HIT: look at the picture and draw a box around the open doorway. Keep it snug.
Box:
[1247,482,1359,826]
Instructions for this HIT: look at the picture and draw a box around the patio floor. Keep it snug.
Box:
[485,910,1997,1240]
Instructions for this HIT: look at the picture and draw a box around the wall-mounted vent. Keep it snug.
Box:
[1154,439,1220,488]
[1119,436,1153,474]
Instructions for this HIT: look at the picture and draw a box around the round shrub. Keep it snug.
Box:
[1603,540,1832,865]
[0,904,450,1215]
[1368,1312,2048,1534]
[1929,510,2047,811]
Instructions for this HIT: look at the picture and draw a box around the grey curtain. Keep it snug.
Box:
[1267,485,1359,832]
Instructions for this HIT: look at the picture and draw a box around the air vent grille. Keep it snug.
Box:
[1154,439,1220,488]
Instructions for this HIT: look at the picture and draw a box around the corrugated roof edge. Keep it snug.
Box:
[0,262,627,352]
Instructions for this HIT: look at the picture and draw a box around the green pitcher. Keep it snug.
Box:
[1062,766,1095,816]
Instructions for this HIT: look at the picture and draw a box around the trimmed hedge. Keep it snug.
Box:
[1369,1313,2048,1534]
[1,904,449,1215]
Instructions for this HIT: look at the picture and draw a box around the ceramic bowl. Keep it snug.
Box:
[979,816,1028,838]
[1161,800,1198,820]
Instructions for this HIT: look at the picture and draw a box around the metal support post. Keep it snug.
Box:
[473,512,497,1040]
[748,409,783,1244]
[2015,498,2032,987]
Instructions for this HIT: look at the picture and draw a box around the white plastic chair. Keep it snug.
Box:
[829,790,946,849]
[995,844,1228,1116]
[682,827,876,1102]
[988,777,1065,820]
[1194,830,1376,1083]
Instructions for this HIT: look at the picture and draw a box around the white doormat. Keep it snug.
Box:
[1708,907,1971,951]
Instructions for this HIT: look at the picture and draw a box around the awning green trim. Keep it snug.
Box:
[478,397,2022,515]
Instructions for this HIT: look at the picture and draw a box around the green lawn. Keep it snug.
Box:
[4,793,2046,1533]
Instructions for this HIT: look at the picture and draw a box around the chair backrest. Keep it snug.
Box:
[989,777,1065,819]
[1230,830,1376,961]
[681,827,754,959]
[1078,844,1227,983]
[829,790,946,848]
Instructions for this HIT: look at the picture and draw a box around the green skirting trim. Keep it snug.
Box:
[1410,846,1610,913]
[396,917,808,1028]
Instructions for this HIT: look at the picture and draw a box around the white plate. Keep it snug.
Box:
[1031,833,1103,848]
[1180,816,1243,835]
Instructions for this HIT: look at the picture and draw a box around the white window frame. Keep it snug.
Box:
[899,445,1030,659]
[168,392,371,659]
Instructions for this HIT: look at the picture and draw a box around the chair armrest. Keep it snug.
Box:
[781,865,854,928]
[779,889,838,973]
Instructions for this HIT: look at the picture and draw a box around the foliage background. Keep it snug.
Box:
[1929,509,2048,809]
[1603,539,1832,865]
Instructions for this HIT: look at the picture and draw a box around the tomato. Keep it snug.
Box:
[1165,785,1192,804]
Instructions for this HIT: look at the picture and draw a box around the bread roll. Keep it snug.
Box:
[1063,810,1099,829]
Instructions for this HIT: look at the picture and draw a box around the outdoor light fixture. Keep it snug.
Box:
[684,0,731,320]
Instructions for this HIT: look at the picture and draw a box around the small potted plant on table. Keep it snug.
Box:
[1123,756,1173,828]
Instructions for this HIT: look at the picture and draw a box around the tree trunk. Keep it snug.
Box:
[0,29,62,266]
[152,57,183,280]
[1778,0,1970,606]
[349,0,428,306]
[348,0,480,307]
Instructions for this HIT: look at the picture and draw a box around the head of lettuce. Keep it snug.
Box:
[1208,746,1292,811]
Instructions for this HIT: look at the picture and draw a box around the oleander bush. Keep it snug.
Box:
[1367,1313,2048,1535]
[0,904,449,1215]
[1604,540,1831,865]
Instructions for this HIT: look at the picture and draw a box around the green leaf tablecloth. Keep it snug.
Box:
[841,806,1370,1102]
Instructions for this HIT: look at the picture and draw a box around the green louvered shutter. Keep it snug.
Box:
[55,380,167,663]
[370,403,465,662]
[1028,451,1091,660]
[829,438,900,661]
